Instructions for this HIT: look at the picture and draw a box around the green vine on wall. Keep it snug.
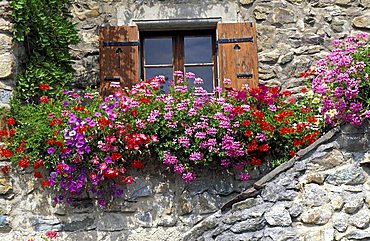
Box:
[11,0,79,102]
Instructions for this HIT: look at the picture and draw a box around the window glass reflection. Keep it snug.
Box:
[185,66,214,93]
[185,36,212,64]
[144,38,172,65]
[145,67,173,93]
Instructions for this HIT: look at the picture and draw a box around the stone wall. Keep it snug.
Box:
[0,159,270,240]
[70,0,370,90]
[0,0,19,108]
[183,123,370,241]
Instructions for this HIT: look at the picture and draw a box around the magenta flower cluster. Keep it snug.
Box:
[310,32,369,126]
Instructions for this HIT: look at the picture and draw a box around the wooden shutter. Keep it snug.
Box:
[99,26,139,96]
[217,22,258,90]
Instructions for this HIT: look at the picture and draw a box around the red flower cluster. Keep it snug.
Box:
[46,230,58,239]
[0,148,13,158]
[1,165,10,174]
[18,158,29,169]
[7,118,15,125]
[50,118,63,127]
[40,96,49,103]
[104,168,119,178]
[123,133,150,150]
[132,159,144,169]
[39,83,51,90]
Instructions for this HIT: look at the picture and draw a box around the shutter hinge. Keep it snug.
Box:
[217,37,253,44]
[102,41,140,47]
[236,73,253,78]
[104,77,121,81]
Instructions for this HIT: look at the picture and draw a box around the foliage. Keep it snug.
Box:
[305,33,370,126]
[11,0,79,101]
[0,75,322,206]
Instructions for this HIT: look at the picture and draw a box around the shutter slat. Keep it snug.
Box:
[99,26,139,96]
[217,22,258,90]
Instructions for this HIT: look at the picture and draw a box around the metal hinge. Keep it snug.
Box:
[102,41,140,47]
[104,77,121,81]
[236,73,253,78]
[217,37,253,44]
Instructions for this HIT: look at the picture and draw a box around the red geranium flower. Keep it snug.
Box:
[41,179,50,187]
[40,96,49,103]
[247,140,258,152]
[132,159,144,169]
[242,120,251,127]
[139,97,151,104]
[34,159,44,169]
[111,152,122,161]
[18,159,29,169]
[250,157,262,166]
[15,147,24,153]
[46,230,58,239]
[300,71,310,78]
[125,176,133,184]
[39,83,51,90]
[9,129,15,137]
[1,165,10,174]
[104,168,119,179]
[1,149,13,158]
[34,171,43,178]
[244,130,253,137]
[131,109,138,117]
[259,143,269,152]
[98,117,110,127]
[6,118,15,125]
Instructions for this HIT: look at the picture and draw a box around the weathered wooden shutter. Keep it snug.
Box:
[217,22,258,90]
[99,26,139,96]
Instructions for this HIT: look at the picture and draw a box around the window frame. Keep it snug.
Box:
[139,29,218,92]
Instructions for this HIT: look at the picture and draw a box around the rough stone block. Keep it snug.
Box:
[326,166,367,186]
[272,8,296,24]
[0,177,11,195]
[230,217,265,233]
[135,211,152,227]
[96,213,131,231]
[352,15,370,29]
[62,216,95,231]
[333,213,348,232]
[301,205,333,225]
[350,209,370,229]
[343,193,364,214]
[33,218,62,231]
[303,183,329,207]
[0,53,14,79]
[264,203,292,226]
[0,215,10,231]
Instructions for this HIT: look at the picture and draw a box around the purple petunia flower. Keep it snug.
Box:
[47,147,55,155]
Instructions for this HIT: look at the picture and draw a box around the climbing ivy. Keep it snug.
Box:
[11,0,79,101]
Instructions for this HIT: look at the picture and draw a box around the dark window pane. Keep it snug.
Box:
[145,67,173,93]
[185,36,212,64]
[185,66,214,93]
[144,38,172,65]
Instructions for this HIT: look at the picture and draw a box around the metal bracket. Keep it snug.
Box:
[102,41,140,47]
[217,37,253,44]
[236,73,253,78]
[104,77,121,81]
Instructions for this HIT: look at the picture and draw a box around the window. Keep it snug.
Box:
[141,30,217,93]
[99,22,259,96]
